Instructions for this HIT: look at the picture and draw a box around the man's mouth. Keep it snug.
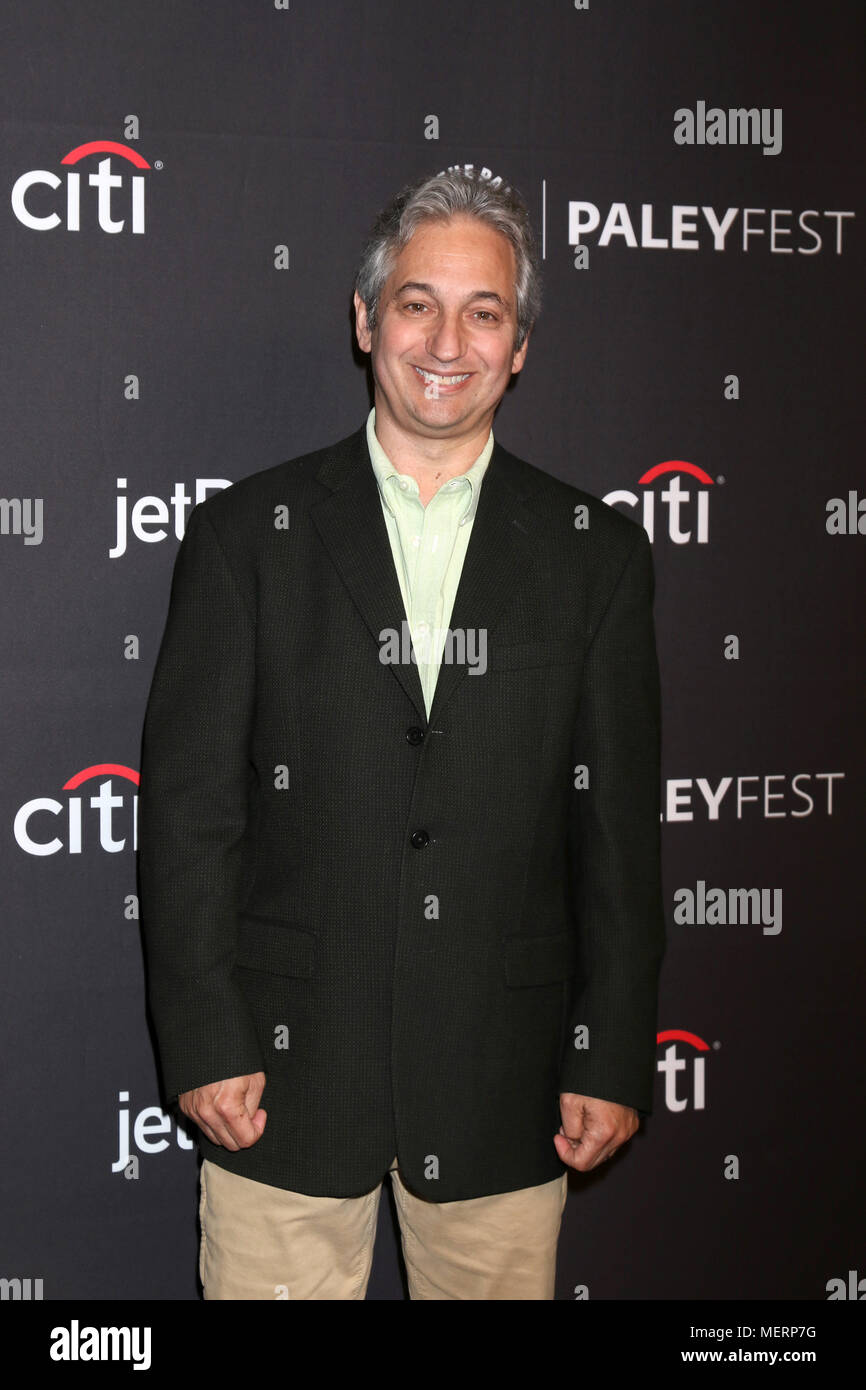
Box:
[412,366,472,387]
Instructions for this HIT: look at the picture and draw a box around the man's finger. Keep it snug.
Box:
[193,1117,222,1147]
[585,1144,617,1171]
[210,1096,263,1148]
[196,1106,242,1150]
[554,1129,602,1171]
[178,1075,267,1149]
[178,1097,221,1146]
[243,1082,266,1120]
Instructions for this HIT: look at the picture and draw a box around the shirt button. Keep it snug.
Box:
[410,829,430,849]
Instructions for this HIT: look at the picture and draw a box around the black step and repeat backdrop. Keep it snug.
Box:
[2,1,863,1302]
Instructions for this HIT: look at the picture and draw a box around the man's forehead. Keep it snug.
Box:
[386,221,516,299]
[397,217,512,258]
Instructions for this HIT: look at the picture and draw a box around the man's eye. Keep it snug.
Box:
[474,310,497,322]
[404,302,427,313]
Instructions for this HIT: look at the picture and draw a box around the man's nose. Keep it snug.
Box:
[426,313,466,362]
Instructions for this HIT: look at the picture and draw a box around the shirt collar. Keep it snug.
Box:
[366,407,493,524]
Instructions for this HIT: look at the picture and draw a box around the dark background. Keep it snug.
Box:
[1,1,863,1300]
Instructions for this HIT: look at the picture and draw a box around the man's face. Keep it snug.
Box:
[354,214,529,442]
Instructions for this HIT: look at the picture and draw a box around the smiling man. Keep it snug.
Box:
[354,213,528,494]
[138,165,665,1300]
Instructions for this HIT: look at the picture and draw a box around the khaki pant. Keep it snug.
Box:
[199,1157,568,1300]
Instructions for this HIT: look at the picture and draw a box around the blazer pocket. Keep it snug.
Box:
[503,931,577,987]
[487,638,581,671]
[235,913,316,978]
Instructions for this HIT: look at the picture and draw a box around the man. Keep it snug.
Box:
[138,165,665,1300]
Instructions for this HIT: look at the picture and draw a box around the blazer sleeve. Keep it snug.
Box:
[138,501,266,1103]
[559,524,666,1114]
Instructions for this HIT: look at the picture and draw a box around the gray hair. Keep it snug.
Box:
[355,166,542,352]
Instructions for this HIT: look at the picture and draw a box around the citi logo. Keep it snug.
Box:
[14,763,139,857]
[11,140,151,235]
[657,1029,712,1112]
[604,461,714,543]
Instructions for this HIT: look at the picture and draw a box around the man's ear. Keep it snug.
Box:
[511,326,531,375]
[353,290,372,354]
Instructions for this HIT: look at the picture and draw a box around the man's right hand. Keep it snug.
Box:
[177,1072,267,1150]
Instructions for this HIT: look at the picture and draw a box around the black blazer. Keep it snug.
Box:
[138,424,665,1201]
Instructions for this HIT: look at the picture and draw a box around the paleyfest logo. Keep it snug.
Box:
[568,199,854,255]
[605,460,715,543]
[11,140,151,234]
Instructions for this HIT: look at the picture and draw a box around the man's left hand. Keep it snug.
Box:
[554,1093,639,1172]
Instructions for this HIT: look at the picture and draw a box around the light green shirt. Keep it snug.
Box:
[366,406,494,718]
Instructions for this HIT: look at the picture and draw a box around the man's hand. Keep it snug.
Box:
[554,1092,639,1172]
[178,1072,267,1150]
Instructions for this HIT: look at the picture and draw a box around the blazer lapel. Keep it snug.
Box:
[310,424,540,727]
[427,442,537,724]
[311,428,427,720]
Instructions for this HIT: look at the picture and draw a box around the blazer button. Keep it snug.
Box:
[406,726,425,746]
[410,829,430,849]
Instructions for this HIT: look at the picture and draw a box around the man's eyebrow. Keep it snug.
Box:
[392,281,510,308]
